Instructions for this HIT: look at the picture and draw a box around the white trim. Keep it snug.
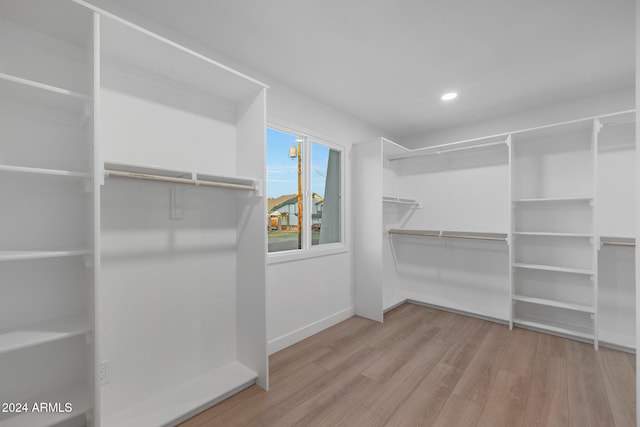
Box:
[267,246,347,265]
[267,306,354,355]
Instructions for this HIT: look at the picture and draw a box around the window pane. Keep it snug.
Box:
[267,128,303,252]
[311,142,341,245]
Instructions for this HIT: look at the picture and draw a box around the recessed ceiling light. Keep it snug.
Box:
[441,92,458,101]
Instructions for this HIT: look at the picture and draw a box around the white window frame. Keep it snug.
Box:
[267,122,346,264]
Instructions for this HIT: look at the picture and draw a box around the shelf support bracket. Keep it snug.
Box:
[170,184,184,220]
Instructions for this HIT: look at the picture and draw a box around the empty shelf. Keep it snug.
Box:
[0,382,90,427]
[0,314,90,355]
[0,250,90,262]
[0,72,90,113]
[514,319,593,341]
[513,295,594,313]
[388,139,507,161]
[513,263,593,275]
[0,165,91,178]
[103,361,257,427]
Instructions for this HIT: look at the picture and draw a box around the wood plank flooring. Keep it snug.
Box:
[180,303,636,427]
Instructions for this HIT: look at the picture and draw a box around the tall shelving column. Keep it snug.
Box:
[352,138,384,322]
[510,120,598,349]
[82,3,269,426]
[0,1,96,426]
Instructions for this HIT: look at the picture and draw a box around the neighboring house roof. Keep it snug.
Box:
[268,194,297,213]
[268,193,324,213]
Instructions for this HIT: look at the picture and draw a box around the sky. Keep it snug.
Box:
[266,127,331,199]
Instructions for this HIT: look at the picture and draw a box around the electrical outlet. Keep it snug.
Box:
[99,359,111,385]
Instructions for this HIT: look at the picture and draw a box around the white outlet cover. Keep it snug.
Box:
[99,359,111,385]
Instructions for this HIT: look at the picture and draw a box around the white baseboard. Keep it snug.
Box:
[267,306,355,355]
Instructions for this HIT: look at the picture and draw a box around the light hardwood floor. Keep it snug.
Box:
[180,303,636,426]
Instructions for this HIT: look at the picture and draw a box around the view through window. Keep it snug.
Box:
[267,127,341,253]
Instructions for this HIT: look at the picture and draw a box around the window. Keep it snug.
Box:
[267,126,342,254]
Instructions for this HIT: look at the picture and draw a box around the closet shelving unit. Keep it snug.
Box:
[354,136,511,322]
[354,110,635,351]
[82,2,268,425]
[510,119,599,347]
[0,0,95,426]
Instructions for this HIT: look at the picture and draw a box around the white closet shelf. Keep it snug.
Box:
[0,249,90,262]
[0,72,90,112]
[388,139,508,161]
[0,314,89,355]
[513,263,593,275]
[0,382,90,427]
[0,164,91,178]
[514,197,593,203]
[514,319,594,341]
[104,162,258,192]
[382,195,420,206]
[512,232,593,238]
[513,295,594,313]
[103,361,257,427]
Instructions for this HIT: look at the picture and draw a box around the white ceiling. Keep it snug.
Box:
[107,0,635,139]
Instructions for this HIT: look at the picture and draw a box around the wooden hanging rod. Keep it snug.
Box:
[104,169,257,191]
[388,229,507,242]
[601,241,636,248]
[441,234,507,242]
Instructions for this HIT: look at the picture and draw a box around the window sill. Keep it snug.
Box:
[267,245,348,265]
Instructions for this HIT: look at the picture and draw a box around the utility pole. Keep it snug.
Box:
[296,138,303,249]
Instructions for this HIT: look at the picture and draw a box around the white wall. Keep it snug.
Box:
[82,0,383,355]
[400,88,635,149]
[264,81,382,354]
